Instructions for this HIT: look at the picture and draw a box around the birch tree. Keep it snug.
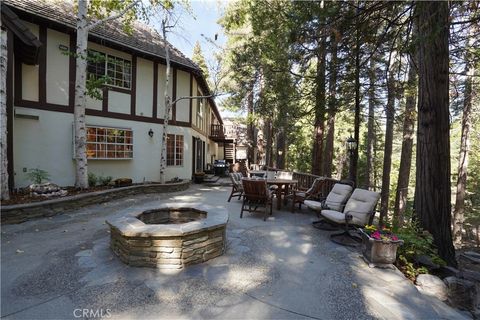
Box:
[73,0,139,189]
[0,27,9,200]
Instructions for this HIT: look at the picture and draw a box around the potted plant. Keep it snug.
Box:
[359,225,404,268]
[193,171,205,183]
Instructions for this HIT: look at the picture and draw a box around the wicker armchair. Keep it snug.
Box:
[227,172,244,202]
[240,178,273,221]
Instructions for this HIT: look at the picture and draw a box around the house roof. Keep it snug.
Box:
[4,0,223,124]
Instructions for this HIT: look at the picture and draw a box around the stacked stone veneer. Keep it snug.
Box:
[2,181,190,224]
[106,204,228,269]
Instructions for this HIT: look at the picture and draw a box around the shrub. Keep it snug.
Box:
[26,168,50,184]
[98,176,113,186]
[88,172,98,187]
[394,221,446,280]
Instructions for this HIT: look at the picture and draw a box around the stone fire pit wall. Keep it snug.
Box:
[106,204,228,269]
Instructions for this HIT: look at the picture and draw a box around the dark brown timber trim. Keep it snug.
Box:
[38,25,47,104]
[7,30,14,189]
[130,55,137,115]
[14,55,22,104]
[189,73,193,125]
[102,88,108,112]
[68,33,76,108]
[152,61,158,118]
[172,67,177,123]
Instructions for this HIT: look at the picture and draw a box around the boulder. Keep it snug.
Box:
[444,276,477,311]
[29,183,66,197]
[416,274,448,301]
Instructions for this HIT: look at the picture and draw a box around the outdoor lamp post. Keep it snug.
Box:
[347,136,357,183]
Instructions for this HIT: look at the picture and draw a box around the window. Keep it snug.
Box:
[167,134,184,166]
[87,50,131,89]
[196,92,205,131]
[86,126,133,159]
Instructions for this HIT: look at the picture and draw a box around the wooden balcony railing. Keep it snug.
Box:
[210,124,225,139]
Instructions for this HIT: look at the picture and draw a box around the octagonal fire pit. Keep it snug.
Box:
[106,204,228,269]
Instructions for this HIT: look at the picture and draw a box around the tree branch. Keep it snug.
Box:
[87,0,140,30]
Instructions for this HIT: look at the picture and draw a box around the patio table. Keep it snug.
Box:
[266,179,298,210]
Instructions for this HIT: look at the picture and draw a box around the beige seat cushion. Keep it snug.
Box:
[324,184,353,211]
[321,188,380,226]
[304,200,323,211]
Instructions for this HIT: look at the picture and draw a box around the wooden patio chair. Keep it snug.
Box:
[240,178,273,221]
[290,177,339,212]
[227,172,244,202]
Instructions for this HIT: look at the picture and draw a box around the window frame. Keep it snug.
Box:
[81,125,134,160]
[87,49,132,90]
[167,134,184,167]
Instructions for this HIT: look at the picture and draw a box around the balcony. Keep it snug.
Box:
[210,124,234,143]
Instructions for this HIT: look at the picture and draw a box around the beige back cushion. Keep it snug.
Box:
[325,183,353,211]
[343,189,381,225]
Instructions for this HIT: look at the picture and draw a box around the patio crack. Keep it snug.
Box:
[244,292,323,320]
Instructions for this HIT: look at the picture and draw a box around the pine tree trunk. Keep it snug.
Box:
[276,128,286,169]
[311,35,326,176]
[323,33,338,178]
[393,58,417,228]
[160,17,172,184]
[246,80,255,167]
[0,27,9,200]
[366,58,376,190]
[74,0,89,189]
[379,71,395,226]
[415,1,456,266]
[453,32,474,245]
[351,13,361,185]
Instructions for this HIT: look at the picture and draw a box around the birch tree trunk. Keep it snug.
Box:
[159,17,172,184]
[74,0,89,189]
[379,70,395,226]
[393,58,417,228]
[453,31,475,245]
[415,1,456,266]
[0,27,9,200]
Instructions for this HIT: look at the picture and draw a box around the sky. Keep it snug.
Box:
[166,0,239,118]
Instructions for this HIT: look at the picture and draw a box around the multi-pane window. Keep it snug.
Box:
[86,126,133,159]
[87,50,131,89]
[167,134,184,166]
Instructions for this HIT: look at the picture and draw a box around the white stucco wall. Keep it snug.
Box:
[108,91,130,114]
[176,70,190,122]
[21,22,40,102]
[13,107,195,187]
[135,58,153,117]
[46,29,70,105]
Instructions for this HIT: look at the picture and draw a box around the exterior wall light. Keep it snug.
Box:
[148,129,154,138]
[346,136,357,155]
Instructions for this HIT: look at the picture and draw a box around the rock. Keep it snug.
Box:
[416,255,440,269]
[416,274,448,301]
[465,251,480,259]
[436,266,460,279]
[444,276,477,311]
[460,253,480,265]
[29,183,67,197]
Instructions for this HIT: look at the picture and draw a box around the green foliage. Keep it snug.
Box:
[192,41,210,80]
[26,168,50,184]
[98,176,113,186]
[394,221,446,279]
[88,172,98,187]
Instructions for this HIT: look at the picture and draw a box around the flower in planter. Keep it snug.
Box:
[363,225,401,243]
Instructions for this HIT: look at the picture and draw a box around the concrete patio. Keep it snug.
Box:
[1,182,469,319]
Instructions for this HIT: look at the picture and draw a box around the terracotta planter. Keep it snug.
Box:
[359,228,404,268]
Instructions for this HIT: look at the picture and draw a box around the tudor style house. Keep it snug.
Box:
[2,0,229,188]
